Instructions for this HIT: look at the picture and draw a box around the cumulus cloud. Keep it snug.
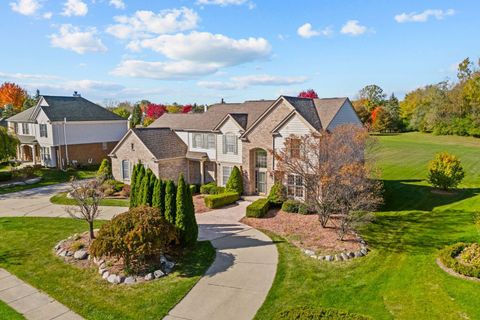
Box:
[0,71,60,81]
[394,9,455,23]
[297,23,333,39]
[109,0,125,10]
[198,74,308,90]
[340,20,368,36]
[106,7,199,39]
[62,0,88,17]
[49,24,107,54]
[196,0,255,9]
[43,11,53,19]
[10,0,41,16]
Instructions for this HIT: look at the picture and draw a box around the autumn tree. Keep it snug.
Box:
[298,89,319,99]
[427,152,465,190]
[275,125,383,239]
[358,84,386,112]
[0,82,27,113]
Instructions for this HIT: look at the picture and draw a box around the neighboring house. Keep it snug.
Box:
[110,96,362,196]
[0,118,7,128]
[7,95,128,168]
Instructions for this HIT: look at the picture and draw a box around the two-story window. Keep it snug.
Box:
[40,147,51,162]
[39,124,48,138]
[192,133,215,149]
[122,160,131,180]
[287,137,301,158]
[287,174,304,199]
[222,166,232,186]
[223,133,238,155]
[22,123,29,135]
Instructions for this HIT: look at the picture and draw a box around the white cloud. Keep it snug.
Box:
[10,0,41,16]
[106,7,199,39]
[135,31,271,66]
[297,23,333,39]
[62,0,88,17]
[198,74,308,90]
[0,71,60,81]
[109,0,125,10]
[340,20,367,36]
[394,9,455,23]
[43,11,52,19]
[196,0,254,8]
[50,24,107,54]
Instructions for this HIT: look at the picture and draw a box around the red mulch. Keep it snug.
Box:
[193,195,212,214]
[241,209,361,254]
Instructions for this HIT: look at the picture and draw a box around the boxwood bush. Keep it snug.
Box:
[267,182,287,207]
[281,199,301,213]
[200,182,225,195]
[439,242,480,278]
[275,306,371,320]
[246,198,270,218]
[204,192,239,209]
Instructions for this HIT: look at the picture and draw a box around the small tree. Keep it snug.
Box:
[164,180,176,224]
[134,165,145,206]
[139,169,155,206]
[66,179,104,241]
[152,178,161,208]
[267,182,287,207]
[226,166,243,195]
[298,89,319,99]
[96,159,112,182]
[175,174,198,247]
[129,164,139,208]
[427,152,465,190]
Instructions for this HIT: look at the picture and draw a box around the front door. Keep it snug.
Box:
[255,170,267,194]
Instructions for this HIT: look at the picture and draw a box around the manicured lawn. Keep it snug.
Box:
[50,192,130,207]
[0,168,97,195]
[0,301,23,320]
[0,218,215,320]
[255,132,480,320]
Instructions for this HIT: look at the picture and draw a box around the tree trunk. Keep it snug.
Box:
[89,221,95,241]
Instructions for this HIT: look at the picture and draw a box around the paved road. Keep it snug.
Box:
[0,184,278,320]
[0,183,126,219]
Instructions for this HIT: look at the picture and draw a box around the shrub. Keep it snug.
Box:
[226,166,243,195]
[104,188,115,197]
[246,198,270,218]
[175,174,198,247]
[90,206,179,273]
[0,171,12,182]
[200,182,217,194]
[282,200,301,213]
[268,182,287,207]
[460,243,480,268]
[427,152,465,190]
[189,184,198,195]
[439,243,480,278]
[164,180,176,224]
[204,192,239,209]
[96,159,112,181]
[298,202,315,215]
[103,179,124,192]
[120,184,130,198]
[275,306,371,320]
[70,240,85,252]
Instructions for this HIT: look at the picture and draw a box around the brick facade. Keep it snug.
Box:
[56,141,118,168]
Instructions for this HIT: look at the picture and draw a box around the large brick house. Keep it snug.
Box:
[110,96,362,197]
[7,95,128,169]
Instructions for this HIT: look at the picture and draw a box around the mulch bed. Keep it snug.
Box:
[193,195,212,214]
[241,209,361,255]
[436,258,480,283]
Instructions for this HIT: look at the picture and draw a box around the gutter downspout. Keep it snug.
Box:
[63,117,69,167]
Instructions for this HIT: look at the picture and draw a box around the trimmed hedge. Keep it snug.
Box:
[226,166,243,195]
[204,192,239,209]
[246,198,270,218]
[439,242,480,278]
[282,199,301,213]
[268,182,287,207]
[200,182,225,195]
[275,307,371,320]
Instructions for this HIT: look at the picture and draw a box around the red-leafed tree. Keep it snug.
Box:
[145,103,167,119]
[298,89,319,99]
[182,105,192,113]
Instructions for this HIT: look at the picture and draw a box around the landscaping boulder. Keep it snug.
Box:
[154,270,165,279]
[25,177,42,185]
[348,252,355,258]
[98,268,107,275]
[354,251,364,258]
[102,272,110,280]
[325,255,333,261]
[124,277,136,285]
[304,249,315,256]
[74,250,88,260]
[335,254,343,261]
[341,253,349,260]
[107,274,123,284]
[360,248,368,256]
[144,273,154,281]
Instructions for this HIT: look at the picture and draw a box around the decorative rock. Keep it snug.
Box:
[99,262,106,269]
[102,271,110,279]
[154,270,165,279]
[144,273,154,281]
[65,251,73,257]
[334,254,343,261]
[163,260,175,274]
[59,250,67,257]
[354,251,364,258]
[124,276,136,285]
[348,252,355,258]
[304,249,315,256]
[340,253,349,260]
[160,255,168,264]
[310,255,317,259]
[325,255,333,261]
[25,177,42,185]
[74,250,88,260]
[317,256,324,260]
[98,268,107,275]
[360,248,368,256]
[107,274,123,284]
[54,240,64,251]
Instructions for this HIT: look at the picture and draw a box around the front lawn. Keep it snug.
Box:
[255,132,480,319]
[0,168,97,195]
[0,301,23,320]
[50,192,130,207]
[0,218,215,320]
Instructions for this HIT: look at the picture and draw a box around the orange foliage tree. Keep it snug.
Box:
[0,82,27,112]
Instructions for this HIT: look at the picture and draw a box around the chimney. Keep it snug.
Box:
[221,98,225,104]
[73,91,81,97]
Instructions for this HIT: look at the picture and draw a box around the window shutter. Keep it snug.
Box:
[223,135,226,154]
[234,137,238,155]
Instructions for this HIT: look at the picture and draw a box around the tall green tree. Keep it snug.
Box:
[0,127,19,162]
[175,174,198,247]
[134,165,146,206]
[164,180,176,224]
[226,166,243,195]
[131,104,142,127]
[129,164,139,208]
[358,84,387,112]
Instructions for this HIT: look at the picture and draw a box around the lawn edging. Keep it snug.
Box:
[437,242,480,281]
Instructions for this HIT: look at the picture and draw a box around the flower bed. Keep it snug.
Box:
[439,242,480,279]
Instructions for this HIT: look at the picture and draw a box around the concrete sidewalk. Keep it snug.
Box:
[0,183,125,220]
[0,268,83,320]
[165,201,278,320]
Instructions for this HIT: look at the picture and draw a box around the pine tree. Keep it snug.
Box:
[175,174,198,247]
[226,166,243,195]
[164,180,176,224]
[139,169,155,206]
[148,173,157,206]
[184,183,198,246]
[159,179,166,216]
[131,104,142,127]
[129,164,139,208]
[134,165,145,206]
[152,178,161,208]
[96,159,112,182]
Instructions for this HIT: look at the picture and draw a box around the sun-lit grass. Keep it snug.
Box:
[0,300,23,319]
[255,132,480,320]
[50,192,130,207]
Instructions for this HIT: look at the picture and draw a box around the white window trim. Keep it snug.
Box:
[287,174,305,200]
[223,133,238,155]
[222,165,233,186]
[122,160,131,181]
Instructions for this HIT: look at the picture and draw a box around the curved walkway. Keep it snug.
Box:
[0,184,278,320]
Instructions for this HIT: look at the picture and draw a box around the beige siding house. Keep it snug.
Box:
[110,96,362,196]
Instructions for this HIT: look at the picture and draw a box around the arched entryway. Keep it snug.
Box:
[249,148,268,195]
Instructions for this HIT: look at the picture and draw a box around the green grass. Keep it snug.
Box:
[50,192,130,207]
[0,168,97,195]
[255,132,480,320]
[0,300,24,320]
[0,218,215,320]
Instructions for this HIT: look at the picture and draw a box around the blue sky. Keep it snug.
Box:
[1,0,479,106]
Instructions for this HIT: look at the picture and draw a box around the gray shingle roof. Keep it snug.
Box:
[132,128,187,160]
[282,96,322,131]
[8,96,125,123]
[313,98,348,129]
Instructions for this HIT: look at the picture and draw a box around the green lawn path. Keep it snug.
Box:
[255,132,480,320]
